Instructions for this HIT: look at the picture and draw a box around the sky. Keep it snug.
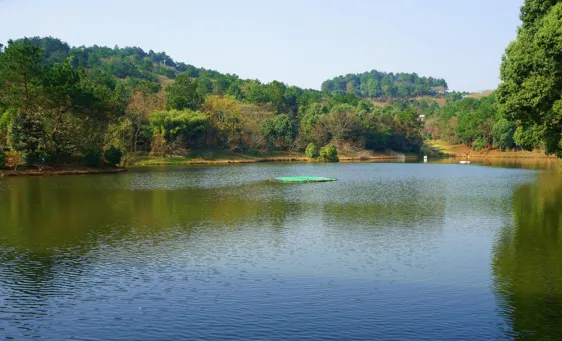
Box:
[0,0,523,92]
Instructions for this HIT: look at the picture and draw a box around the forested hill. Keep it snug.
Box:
[321,71,448,99]
[22,36,451,101]
[22,36,271,96]
[1,35,433,171]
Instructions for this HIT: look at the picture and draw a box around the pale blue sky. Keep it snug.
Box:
[0,0,523,92]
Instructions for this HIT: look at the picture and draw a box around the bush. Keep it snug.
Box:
[305,143,319,159]
[135,151,150,157]
[104,146,123,166]
[319,143,339,162]
[4,151,25,170]
[0,151,5,169]
[25,152,52,170]
[419,145,432,156]
[83,151,102,167]
[472,137,488,152]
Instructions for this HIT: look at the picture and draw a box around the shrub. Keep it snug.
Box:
[472,137,488,152]
[419,145,432,156]
[135,151,150,157]
[104,146,123,166]
[83,151,102,167]
[319,143,339,162]
[305,143,319,159]
[0,151,5,169]
[4,151,25,170]
[25,152,52,171]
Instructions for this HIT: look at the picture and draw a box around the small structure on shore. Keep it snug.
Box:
[270,176,337,183]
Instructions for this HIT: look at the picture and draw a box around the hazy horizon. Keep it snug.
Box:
[0,0,523,92]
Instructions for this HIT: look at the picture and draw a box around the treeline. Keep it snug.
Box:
[422,94,537,152]
[418,0,562,157]
[0,37,426,170]
[321,70,448,100]
[495,0,562,157]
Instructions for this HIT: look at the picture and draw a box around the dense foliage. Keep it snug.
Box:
[0,37,428,170]
[496,0,562,156]
[319,143,339,162]
[423,94,520,152]
[305,143,319,159]
[321,70,448,99]
[418,0,562,157]
[104,146,123,166]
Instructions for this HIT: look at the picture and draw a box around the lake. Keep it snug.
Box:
[1,161,561,340]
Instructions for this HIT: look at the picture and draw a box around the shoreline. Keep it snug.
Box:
[127,154,424,166]
[2,153,560,177]
[0,167,127,178]
[425,140,559,159]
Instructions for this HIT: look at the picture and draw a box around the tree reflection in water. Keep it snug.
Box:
[493,173,562,340]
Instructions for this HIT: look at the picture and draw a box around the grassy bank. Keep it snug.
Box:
[426,140,555,159]
[128,149,419,166]
[0,166,127,177]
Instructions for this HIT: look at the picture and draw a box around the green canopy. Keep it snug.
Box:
[270,176,337,183]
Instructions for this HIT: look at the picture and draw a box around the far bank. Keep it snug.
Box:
[127,149,419,166]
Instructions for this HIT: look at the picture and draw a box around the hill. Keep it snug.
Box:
[321,70,448,100]
[0,36,433,171]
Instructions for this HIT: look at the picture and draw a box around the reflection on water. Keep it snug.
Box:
[493,172,562,340]
[428,157,562,171]
[0,162,559,340]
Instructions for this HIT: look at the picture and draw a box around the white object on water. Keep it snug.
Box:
[459,161,471,164]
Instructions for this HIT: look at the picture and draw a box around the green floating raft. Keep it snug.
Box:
[270,176,337,183]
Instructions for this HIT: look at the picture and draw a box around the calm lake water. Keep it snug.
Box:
[1,161,561,340]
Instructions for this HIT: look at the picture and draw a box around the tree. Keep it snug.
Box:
[104,146,123,166]
[196,77,213,95]
[319,143,339,162]
[496,1,562,156]
[202,95,242,150]
[9,111,45,154]
[239,103,275,152]
[261,113,294,149]
[492,119,516,151]
[126,90,167,152]
[41,59,89,161]
[0,39,47,155]
[0,39,44,112]
[305,143,319,159]
[149,110,208,148]
[321,104,361,142]
[166,74,202,110]
[519,0,560,30]
[513,124,544,151]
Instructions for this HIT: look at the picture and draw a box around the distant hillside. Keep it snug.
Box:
[467,90,494,99]
[21,36,249,93]
[22,37,454,106]
[16,36,333,117]
[321,70,448,100]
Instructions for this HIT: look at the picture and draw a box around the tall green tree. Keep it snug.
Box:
[166,74,202,110]
[496,1,562,156]
[0,39,46,154]
[492,118,516,151]
[0,39,44,113]
[149,110,208,146]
